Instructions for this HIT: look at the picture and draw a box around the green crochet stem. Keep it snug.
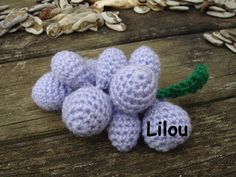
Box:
[156,64,209,99]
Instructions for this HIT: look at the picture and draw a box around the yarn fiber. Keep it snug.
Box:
[156,64,209,99]
[62,87,112,137]
[86,59,97,86]
[142,100,192,152]
[51,50,92,89]
[31,46,205,152]
[110,65,157,114]
[32,72,72,111]
[96,48,128,90]
[130,46,161,79]
[108,111,141,152]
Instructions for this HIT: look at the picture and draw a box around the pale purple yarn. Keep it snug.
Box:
[62,87,112,137]
[32,72,72,111]
[51,51,92,89]
[96,48,128,90]
[108,110,141,152]
[130,46,161,79]
[31,47,194,152]
[110,65,157,114]
[142,100,192,152]
[86,59,97,86]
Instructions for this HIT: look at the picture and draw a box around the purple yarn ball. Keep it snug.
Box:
[110,65,157,114]
[142,100,192,152]
[108,110,141,152]
[32,72,72,111]
[51,51,92,89]
[130,46,161,79]
[62,87,112,137]
[96,48,128,90]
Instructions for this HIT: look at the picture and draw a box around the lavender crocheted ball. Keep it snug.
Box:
[142,100,192,152]
[86,59,97,86]
[110,65,157,114]
[130,46,161,79]
[96,48,128,90]
[108,111,141,152]
[62,87,112,137]
[51,50,92,89]
[32,72,72,111]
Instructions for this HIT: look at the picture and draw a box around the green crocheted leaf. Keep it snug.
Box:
[156,64,209,99]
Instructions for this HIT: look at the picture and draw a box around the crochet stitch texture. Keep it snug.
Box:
[156,64,209,99]
[85,59,97,86]
[110,65,157,114]
[62,87,112,137]
[108,110,141,152]
[31,46,208,152]
[96,48,128,90]
[142,100,192,152]
[51,51,92,89]
[130,46,161,79]
[32,72,72,111]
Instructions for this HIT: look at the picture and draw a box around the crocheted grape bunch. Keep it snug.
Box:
[32,46,208,152]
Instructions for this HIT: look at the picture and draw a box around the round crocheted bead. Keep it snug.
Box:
[96,48,128,90]
[62,87,112,137]
[130,46,161,79]
[142,100,192,152]
[110,65,157,114]
[86,59,97,86]
[108,111,141,152]
[32,72,72,111]
[51,50,92,89]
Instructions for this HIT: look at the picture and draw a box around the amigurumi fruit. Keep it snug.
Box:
[62,87,112,137]
[110,65,157,114]
[51,50,92,89]
[32,46,209,152]
[130,46,161,79]
[96,48,128,90]
[32,72,72,111]
[142,100,192,152]
[107,110,141,152]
